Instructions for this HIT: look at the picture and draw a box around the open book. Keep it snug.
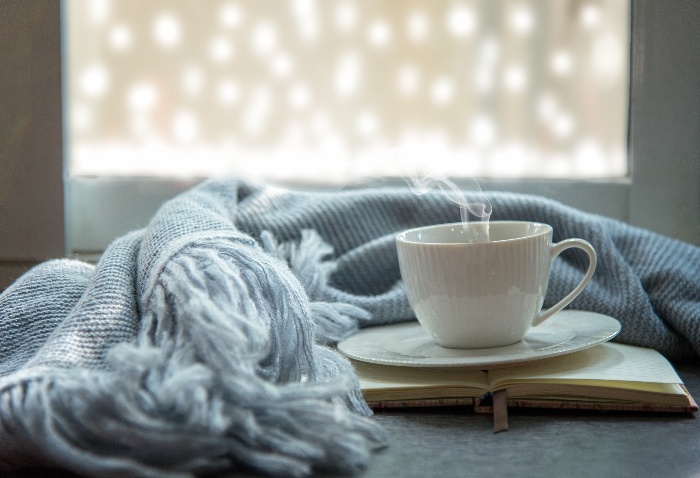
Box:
[352,342,697,414]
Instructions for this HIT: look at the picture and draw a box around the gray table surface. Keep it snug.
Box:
[7,362,700,478]
[363,361,700,478]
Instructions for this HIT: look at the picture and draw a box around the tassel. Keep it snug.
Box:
[260,230,374,344]
[0,236,385,478]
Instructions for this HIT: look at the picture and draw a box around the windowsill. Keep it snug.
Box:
[0,261,42,292]
[67,175,635,255]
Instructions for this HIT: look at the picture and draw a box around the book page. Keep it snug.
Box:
[352,360,489,400]
[487,343,683,390]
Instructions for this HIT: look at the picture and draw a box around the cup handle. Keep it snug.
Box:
[531,238,597,327]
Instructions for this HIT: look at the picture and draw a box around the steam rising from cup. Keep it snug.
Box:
[395,149,493,242]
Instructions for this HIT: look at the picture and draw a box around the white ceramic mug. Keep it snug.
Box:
[395,221,597,349]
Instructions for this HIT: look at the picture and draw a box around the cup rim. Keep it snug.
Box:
[395,220,552,245]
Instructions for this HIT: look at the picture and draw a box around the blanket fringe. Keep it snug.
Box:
[260,230,373,344]
[0,238,384,477]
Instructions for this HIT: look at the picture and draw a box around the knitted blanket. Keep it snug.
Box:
[1,179,699,477]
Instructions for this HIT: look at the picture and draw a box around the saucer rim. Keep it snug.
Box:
[337,310,621,369]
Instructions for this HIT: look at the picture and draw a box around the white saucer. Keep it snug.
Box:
[337,310,621,369]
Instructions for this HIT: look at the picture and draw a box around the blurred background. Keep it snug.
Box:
[4,0,699,292]
[65,0,629,184]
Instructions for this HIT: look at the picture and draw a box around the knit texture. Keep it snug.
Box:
[1,179,699,476]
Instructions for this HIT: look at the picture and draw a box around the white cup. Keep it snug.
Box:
[395,221,597,349]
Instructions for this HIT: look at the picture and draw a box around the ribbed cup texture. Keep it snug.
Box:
[397,222,553,348]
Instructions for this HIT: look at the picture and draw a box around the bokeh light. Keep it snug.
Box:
[153,12,181,48]
[66,0,630,182]
[446,5,476,38]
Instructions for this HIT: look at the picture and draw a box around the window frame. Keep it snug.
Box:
[1,0,698,288]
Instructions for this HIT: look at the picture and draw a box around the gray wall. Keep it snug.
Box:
[0,1,64,290]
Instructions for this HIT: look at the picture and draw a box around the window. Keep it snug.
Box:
[67,0,628,181]
[0,0,698,290]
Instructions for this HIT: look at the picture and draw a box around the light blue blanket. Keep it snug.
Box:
[1,179,699,477]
